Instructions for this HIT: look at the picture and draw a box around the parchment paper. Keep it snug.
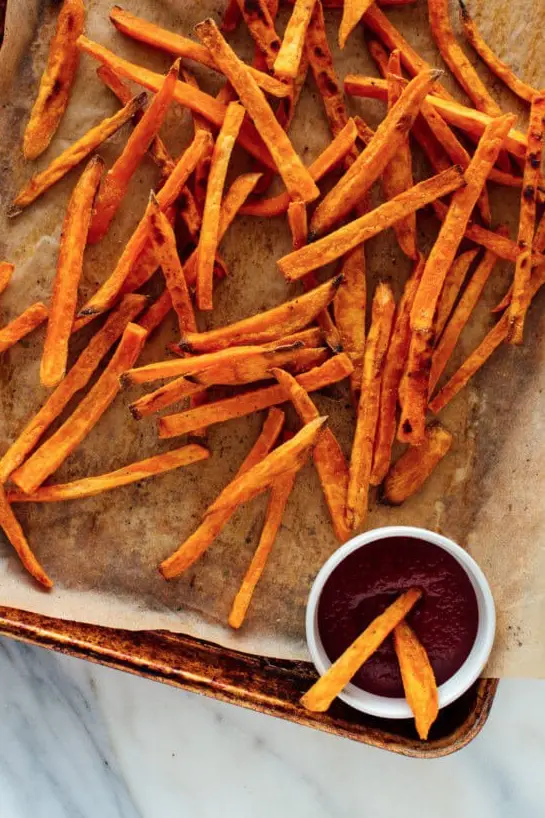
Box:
[0,0,543,675]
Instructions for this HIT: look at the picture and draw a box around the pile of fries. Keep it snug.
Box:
[1,0,544,735]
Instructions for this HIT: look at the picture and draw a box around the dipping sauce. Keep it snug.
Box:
[317,536,479,697]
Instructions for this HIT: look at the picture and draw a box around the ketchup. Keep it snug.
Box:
[317,536,479,697]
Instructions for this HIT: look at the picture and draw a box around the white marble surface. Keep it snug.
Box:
[0,636,544,818]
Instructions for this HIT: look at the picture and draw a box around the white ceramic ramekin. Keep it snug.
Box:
[306,526,496,719]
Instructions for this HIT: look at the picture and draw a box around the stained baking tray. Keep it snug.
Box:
[0,1,498,757]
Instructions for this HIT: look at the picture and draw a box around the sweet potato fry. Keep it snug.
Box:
[234,0,282,71]
[333,246,366,399]
[23,0,85,160]
[197,103,245,310]
[279,166,465,279]
[240,118,358,217]
[0,302,48,355]
[428,0,501,117]
[228,465,297,629]
[96,65,176,182]
[411,114,516,334]
[346,282,395,530]
[78,131,212,317]
[362,4,454,101]
[40,156,103,388]
[370,254,425,485]
[0,486,52,589]
[76,36,274,169]
[8,445,209,504]
[344,75,528,160]
[339,0,375,48]
[11,323,148,495]
[234,408,286,473]
[458,0,538,105]
[222,0,242,32]
[0,295,146,483]
[305,1,352,144]
[274,0,315,79]
[0,262,15,296]
[129,377,202,420]
[288,0,417,6]
[11,93,145,213]
[272,368,350,542]
[309,68,441,238]
[397,328,434,445]
[159,416,325,578]
[158,353,353,438]
[180,275,342,353]
[195,19,319,203]
[88,60,180,244]
[383,423,453,504]
[148,197,197,335]
[109,6,288,98]
[430,239,505,394]
[393,619,439,740]
[301,587,422,712]
[508,93,545,344]
[435,249,479,339]
[382,53,417,259]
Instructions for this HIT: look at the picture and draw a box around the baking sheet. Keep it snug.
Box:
[0,0,543,675]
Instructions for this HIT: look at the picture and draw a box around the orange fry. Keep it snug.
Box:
[339,0,375,48]
[240,118,358,217]
[179,275,342,353]
[88,59,180,244]
[430,240,505,394]
[458,1,538,105]
[383,423,453,504]
[0,295,146,483]
[333,246,366,399]
[148,196,197,335]
[0,302,48,355]
[8,445,209,504]
[393,619,439,740]
[129,377,202,420]
[76,36,274,169]
[370,254,425,486]
[0,486,52,589]
[435,249,479,338]
[96,65,176,180]
[344,75,527,160]
[40,156,104,388]
[235,0,282,71]
[309,68,441,238]
[0,262,15,296]
[159,416,326,578]
[508,93,545,344]
[78,131,212,318]
[197,102,245,310]
[11,92,145,213]
[411,114,516,334]
[109,5,288,98]
[397,328,434,445]
[11,323,147,495]
[274,0,316,79]
[222,0,242,32]
[301,587,422,712]
[158,354,353,438]
[346,282,395,530]
[278,166,465,279]
[23,0,85,160]
[272,368,350,542]
[195,19,319,203]
[382,52,417,259]
[428,0,501,116]
[228,466,297,629]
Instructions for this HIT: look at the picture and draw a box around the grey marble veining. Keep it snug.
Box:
[1,635,544,818]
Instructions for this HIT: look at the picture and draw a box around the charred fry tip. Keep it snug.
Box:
[332,273,344,290]
[133,91,149,108]
[77,307,101,317]
[430,69,444,81]
[119,373,131,388]
[128,403,142,420]
[177,338,193,353]
[307,230,318,243]
[457,0,469,16]
[6,205,23,219]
